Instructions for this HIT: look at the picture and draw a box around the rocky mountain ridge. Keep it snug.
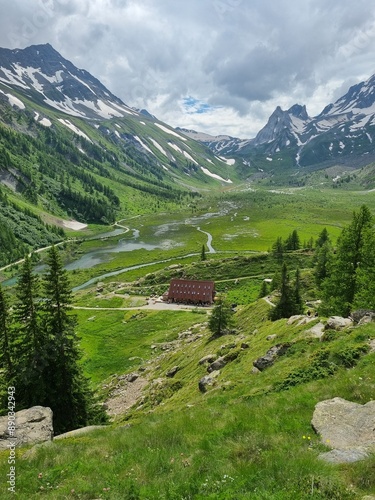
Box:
[187,75,375,169]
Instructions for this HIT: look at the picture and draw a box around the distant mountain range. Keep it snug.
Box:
[1,41,375,195]
[0,44,238,264]
[0,43,138,120]
[0,43,234,189]
[182,76,375,170]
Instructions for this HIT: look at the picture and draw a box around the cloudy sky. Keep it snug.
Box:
[1,0,375,138]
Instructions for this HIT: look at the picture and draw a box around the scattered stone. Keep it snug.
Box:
[123,373,139,383]
[359,313,375,326]
[312,397,375,463]
[198,354,217,365]
[325,316,353,330]
[306,322,325,339]
[166,366,180,378]
[287,315,305,325]
[266,334,277,341]
[241,342,249,349]
[0,406,53,450]
[207,356,227,373]
[253,343,291,371]
[54,426,106,440]
[319,448,369,464]
[251,366,261,374]
[198,370,220,393]
[287,315,317,326]
[350,309,375,324]
[369,340,375,353]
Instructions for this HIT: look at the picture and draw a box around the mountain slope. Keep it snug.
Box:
[0,43,137,120]
[0,44,238,262]
[191,75,375,172]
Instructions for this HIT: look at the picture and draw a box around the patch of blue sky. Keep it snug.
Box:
[182,96,213,114]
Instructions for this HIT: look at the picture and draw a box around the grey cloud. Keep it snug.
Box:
[1,0,375,136]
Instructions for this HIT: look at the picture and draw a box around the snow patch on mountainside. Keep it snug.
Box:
[134,136,154,155]
[149,138,168,157]
[183,150,198,165]
[154,123,187,140]
[58,119,92,142]
[168,142,183,154]
[200,167,232,183]
[3,91,25,109]
[39,117,52,127]
[62,220,88,230]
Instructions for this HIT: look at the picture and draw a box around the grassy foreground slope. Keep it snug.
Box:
[2,299,375,499]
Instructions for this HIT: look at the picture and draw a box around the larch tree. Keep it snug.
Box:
[42,246,106,434]
[201,244,207,261]
[270,263,298,320]
[208,294,234,337]
[0,285,13,383]
[353,226,375,310]
[13,255,47,407]
[321,205,373,316]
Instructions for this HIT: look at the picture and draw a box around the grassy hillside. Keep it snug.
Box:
[2,297,375,499]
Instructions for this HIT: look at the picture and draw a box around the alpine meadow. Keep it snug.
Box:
[1,15,375,499]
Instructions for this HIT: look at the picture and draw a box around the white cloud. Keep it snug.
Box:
[1,0,375,137]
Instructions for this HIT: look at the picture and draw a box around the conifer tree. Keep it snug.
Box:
[315,241,333,287]
[315,227,330,248]
[294,268,304,314]
[42,246,106,434]
[0,285,13,382]
[258,280,268,298]
[13,255,46,407]
[201,244,206,261]
[270,263,297,320]
[208,295,233,337]
[285,230,300,251]
[321,205,372,316]
[272,236,284,261]
[353,226,375,310]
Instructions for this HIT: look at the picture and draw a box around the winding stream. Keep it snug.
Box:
[196,227,216,253]
[2,211,221,290]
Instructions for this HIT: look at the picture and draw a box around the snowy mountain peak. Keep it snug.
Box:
[288,104,309,120]
[253,103,311,147]
[0,43,137,120]
[322,74,375,117]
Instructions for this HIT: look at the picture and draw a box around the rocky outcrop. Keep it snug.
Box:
[54,425,107,440]
[207,356,227,373]
[350,309,375,324]
[166,366,180,378]
[312,397,375,463]
[198,354,217,365]
[305,322,325,339]
[325,316,353,330]
[198,370,220,393]
[0,406,53,450]
[253,343,291,371]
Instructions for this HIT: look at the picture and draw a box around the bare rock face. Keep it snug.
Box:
[312,397,375,463]
[0,406,53,450]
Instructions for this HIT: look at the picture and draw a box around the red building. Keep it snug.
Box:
[165,279,215,305]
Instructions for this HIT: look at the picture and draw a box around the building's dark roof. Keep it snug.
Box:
[167,279,215,303]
